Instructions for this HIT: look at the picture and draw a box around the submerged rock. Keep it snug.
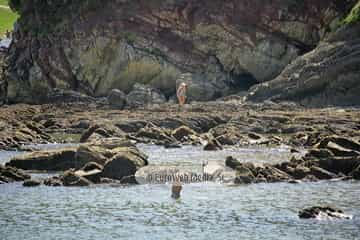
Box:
[299,206,352,220]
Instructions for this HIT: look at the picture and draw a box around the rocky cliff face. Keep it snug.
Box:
[246,23,360,107]
[2,0,357,104]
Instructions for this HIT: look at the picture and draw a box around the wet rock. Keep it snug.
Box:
[257,165,292,183]
[127,84,166,108]
[74,169,102,184]
[302,174,319,182]
[171,126,197,142]
[234,164,256,184]
[81,162,103,172]
[108,89,127,109]
[204,138,223,151]
[23,179,41,187]
[216,134,238,146]
[317,136,360,153]
[76,137,139,166]
[7,147,79,171]
[80,124,126,143]
[102,151,148,183]
[321,141,359,157]
[44,176,62,186]
[318,156,360,175]
[299,206,351,220]
[46,89,96,104]
[80,124,100,143]
[225,156,242,169]
[75,145,109,166]
[290,148,300,153]
[310,166,337,180]
[307,148,334,159]
[43,119,58,128]
[99,178,122,184]
[62,170,93,187]
[350,164,360,180]
[164,142,181,149]
[248,132,262,140]
[292,165,311,180]
[71,120,91,130]
[135,125,175,143]
[0,165,31,182]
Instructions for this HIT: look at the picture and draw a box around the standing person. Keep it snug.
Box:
[177,83,187,106]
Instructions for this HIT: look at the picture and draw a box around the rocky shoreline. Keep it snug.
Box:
[0,100,359,187]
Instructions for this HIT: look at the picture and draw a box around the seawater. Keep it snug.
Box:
[0,144,359,240]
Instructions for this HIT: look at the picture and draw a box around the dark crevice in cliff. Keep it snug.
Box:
[230,72,258,91]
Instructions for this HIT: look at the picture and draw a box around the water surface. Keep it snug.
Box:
[0,145,359,240]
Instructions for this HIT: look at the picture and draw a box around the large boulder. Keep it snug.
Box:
[102,150,148,183]
[6,147,79,171]
[107,89,127,109]
[126,84,166,107]
[75,145,109,165]
[76,137,141,166]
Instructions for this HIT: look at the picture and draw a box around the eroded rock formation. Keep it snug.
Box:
[246,23,360,106]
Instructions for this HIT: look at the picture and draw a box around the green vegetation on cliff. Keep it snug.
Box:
[8,0,103,37]
[343,1,360,25]
[0,0,18,37]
